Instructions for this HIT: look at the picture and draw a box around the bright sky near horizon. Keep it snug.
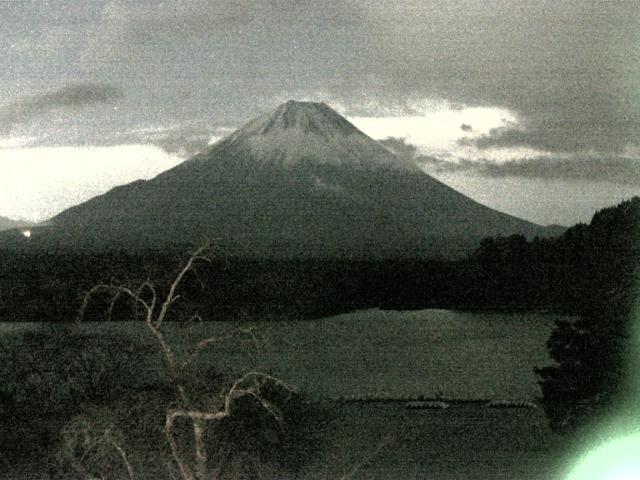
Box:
[1,0,639,225]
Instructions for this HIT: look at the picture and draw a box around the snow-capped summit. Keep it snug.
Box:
[231,101,358,138]
[212,100,416,170]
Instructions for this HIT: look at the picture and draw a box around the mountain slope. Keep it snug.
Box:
[48,101,560,257]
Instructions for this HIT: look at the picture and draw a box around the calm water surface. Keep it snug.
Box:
[1,309,561,401]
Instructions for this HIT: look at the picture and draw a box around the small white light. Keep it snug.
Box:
[22,230,31,238]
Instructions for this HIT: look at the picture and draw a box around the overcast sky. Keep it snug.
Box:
[1,0,639,225]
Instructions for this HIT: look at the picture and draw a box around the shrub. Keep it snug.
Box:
[0,325,138,469]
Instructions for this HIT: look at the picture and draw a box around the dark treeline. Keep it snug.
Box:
[1,197,638,323]
[1,248,459,322]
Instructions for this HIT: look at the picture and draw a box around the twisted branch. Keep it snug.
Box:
[165,371,295,480]
[155,244,210,328]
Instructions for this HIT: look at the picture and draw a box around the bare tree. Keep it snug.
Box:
[60,416,135,480]
[79,244,294,480]
[77,244,390,480]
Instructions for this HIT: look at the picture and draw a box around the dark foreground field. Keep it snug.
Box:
[6,401,566,480]
[307,402,565,480]
[1,311,567,479]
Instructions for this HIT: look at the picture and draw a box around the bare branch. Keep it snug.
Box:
[190,267,206,291]
[226,371,295,415]
[180,325,261,370]
[62,421,136,480]
[340,435,393,480]
[165,460,180,480]
[137,280,158,318]
[237,325,261,353]
[193,419,207,480]
[77,284,152,323]
[106,291,121,321]
[163,369,293,480]
[165,412,195,480]
[180,333,235,370]
[234,389,284,425]
[155,244,211,328]
[103,429,135,480]
[173,407,215,425]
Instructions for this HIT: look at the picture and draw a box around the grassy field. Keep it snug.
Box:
[303,402,566,480]
[1,309,568,479]
[4,402,567,480]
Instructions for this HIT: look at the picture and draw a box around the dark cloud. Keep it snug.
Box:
[152,131,212,157]
[428,156,640,186]
[0,83,123,131]
[114,125,223,157]
[382,137,640,186]
[13,123,225,158]
[459,118,638,154]
[379,137,447,171]
[366,2,640,156]
[379,136,437,169]
[459,126,531,150]
[3,2,638,160]
[473,156,640,186]
[379,137,418,159]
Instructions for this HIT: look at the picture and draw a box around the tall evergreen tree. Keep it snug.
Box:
[536,198,640,432]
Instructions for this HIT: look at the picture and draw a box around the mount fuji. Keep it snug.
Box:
[39,101,559,257]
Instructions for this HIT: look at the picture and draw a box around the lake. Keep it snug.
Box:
[1,308,561,401]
